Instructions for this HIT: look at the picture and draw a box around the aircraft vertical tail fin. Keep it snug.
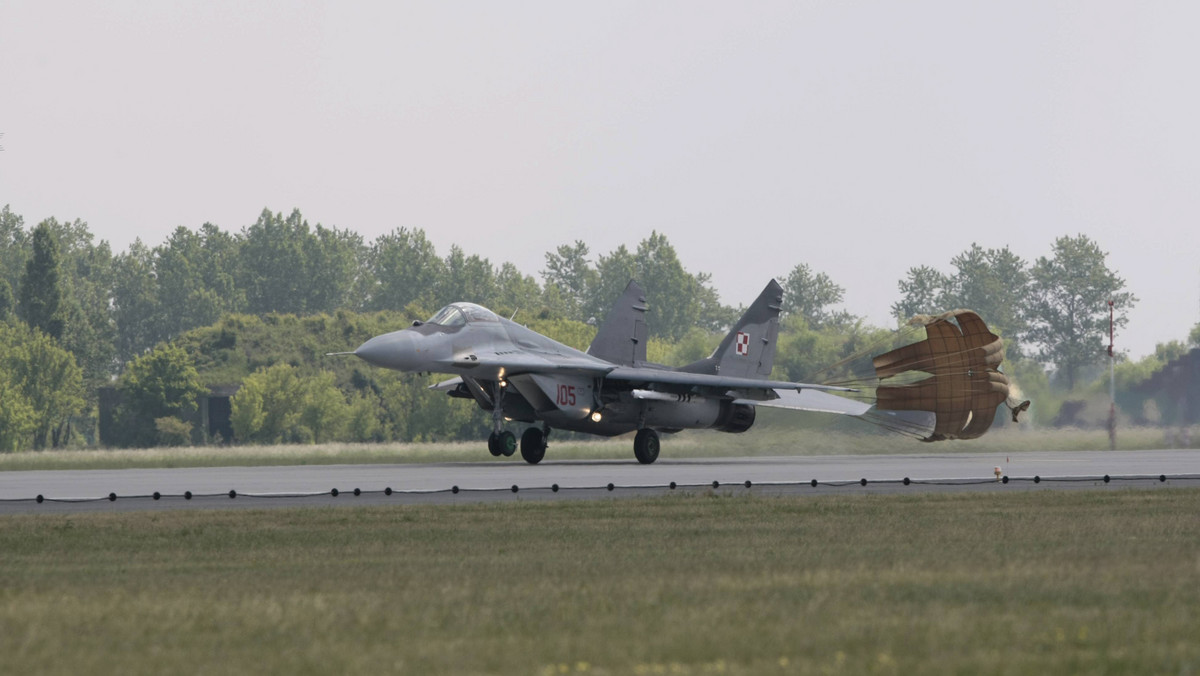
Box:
[587,280,648,366]
[681,279,782,379]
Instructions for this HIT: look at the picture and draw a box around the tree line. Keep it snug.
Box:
[1,203,1192,450]
[891,239,1141,389]
[0,207,745,370]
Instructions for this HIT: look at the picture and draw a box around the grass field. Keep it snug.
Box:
[2,489,1199,674]
[3,418,1197,472]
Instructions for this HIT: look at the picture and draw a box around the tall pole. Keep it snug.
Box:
[1108,300,1116,450]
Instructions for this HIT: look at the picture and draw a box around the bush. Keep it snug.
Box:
[0,376,37,452]
[0,322,85,450]
[231,364,351,444]
[116,344,206,447]
[155,417,193,447]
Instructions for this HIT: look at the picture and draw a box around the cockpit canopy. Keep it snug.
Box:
[425,303,499,327]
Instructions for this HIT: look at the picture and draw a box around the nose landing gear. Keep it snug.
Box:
[486,381,517,457]
[487,430,516,457]
[487,427,546,462]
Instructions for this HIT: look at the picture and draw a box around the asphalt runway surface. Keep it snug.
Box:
[3,449,1199,514]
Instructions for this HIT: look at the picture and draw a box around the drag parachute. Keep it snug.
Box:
[818,310,1029,441]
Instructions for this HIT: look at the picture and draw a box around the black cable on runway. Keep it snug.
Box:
[7,473,1200,507]
[239,491,334,499]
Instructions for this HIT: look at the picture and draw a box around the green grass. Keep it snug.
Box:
[2,490,1199,674]
[3,417,1197,472]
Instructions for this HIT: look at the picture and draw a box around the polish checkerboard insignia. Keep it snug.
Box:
[735,331,750,356]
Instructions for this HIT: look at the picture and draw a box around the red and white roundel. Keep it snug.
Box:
[735,331,750,356]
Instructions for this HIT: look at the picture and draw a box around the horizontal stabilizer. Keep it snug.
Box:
[742,389,872,416]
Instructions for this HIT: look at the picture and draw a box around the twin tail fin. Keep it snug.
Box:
[680,279,782,379]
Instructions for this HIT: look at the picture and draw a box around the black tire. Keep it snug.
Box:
[498,430,517,457]
[487,432,503,457]
[520,427,547,465]
[633,429,660,464]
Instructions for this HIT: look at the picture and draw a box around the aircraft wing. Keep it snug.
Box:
[602,367,854,395]
[430,376,463,391]
[737,388,872,416]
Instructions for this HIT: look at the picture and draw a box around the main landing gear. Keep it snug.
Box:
[633,429,660,464]
[489,424,658,465]
[520,427,548,465]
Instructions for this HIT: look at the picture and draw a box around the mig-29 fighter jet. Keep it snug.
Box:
[349,279,870,464]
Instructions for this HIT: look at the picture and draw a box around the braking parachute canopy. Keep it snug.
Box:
[820,310,1030,441]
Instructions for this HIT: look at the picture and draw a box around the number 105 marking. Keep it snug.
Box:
[556,384,576,406]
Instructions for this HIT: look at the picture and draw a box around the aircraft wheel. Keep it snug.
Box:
[520,427,547,465]
[487,432,503,457]
[498,430,518,457]
[633,429,660,464]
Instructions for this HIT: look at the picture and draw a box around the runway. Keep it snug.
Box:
[3,449,1199,514]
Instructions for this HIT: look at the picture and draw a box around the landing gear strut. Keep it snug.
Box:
[633,429,660,464]
[520,426,549,465]
[486,380,516,457]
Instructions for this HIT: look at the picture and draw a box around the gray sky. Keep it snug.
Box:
[3,1,1198,359]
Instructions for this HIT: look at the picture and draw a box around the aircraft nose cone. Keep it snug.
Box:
[354,331,419,371]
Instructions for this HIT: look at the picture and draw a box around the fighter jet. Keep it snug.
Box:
[351,279,869,464]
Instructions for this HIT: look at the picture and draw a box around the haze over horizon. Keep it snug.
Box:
[3,1,1198,359]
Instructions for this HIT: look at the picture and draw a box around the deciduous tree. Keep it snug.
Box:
[238,208,363,315]
[583,244,636,326]
[437,245,496,308]
[891,265,947,322]
[52,222,117,387]
[231,363,306,443]
[941,244,1030,357]
[0,370,36,452]
[632,232,702,342]
[298,371,351,443]
[112,239,163,361]
[0,322,85,449]
[1027,234,1135,390]
[0,205,28,294]
[17,222,65,340]
[781,263,852,330]
[493,262,542,317]
[116,344,208,447]
[365,227,443,311]
[542,241,595,320]
[231,364,352,444]
[0,279,13,320]
[156,226,226,340]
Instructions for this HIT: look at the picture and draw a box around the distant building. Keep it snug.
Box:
[98,384,240,447]
[1135,348,1200,426]
[198,385,239,443]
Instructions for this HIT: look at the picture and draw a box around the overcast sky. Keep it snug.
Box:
[3,1,1198,359]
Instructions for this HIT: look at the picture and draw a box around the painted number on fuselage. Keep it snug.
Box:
[556,384,577,406]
